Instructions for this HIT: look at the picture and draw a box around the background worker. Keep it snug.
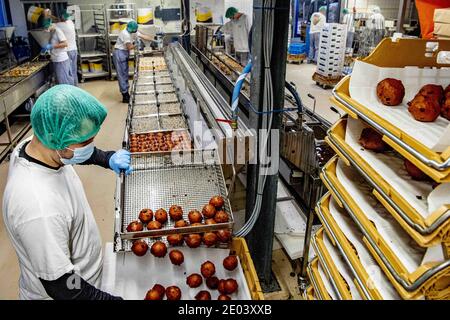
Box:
[308,6,327,64]
[42,19,74,85]
[221,7,251,65]
[56,10,78,86]
[113,20,138,103]
[368,6,385,47]
[3,85,132,300]
[342,7,356,54]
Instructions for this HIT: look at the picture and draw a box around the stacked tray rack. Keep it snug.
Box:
[115,53,235,252]
[306,38,450,300]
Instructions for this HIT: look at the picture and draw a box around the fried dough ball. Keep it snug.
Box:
[139,209,153,224]
[155,208,168,224]
[131,240,148,257]
[441,98,450,121]
[169,205,183,221]
[404,159,431,181]
[418,84,444,101]
[376,78,405,106]
[186,273,203,288]
[407,94,441,122]
[358,127,390,153]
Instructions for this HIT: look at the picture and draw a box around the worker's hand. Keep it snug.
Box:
[109,149,133,175]
[41,44,53,53]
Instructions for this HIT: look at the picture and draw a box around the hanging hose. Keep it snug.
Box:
[230,60,252,129]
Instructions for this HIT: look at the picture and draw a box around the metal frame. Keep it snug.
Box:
[75,4,109,82]
[327,132,450,235]
[332,79,450,171]
[319,169,450,292]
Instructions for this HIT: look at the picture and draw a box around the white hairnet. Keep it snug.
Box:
[372,6,381,14]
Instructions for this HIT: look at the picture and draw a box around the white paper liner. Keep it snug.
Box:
[317,261,338,300]
[101,243,252,300]
[345,117,450,219]
[327,196,401,300]
[349,61,450,151]
[336,160,445,273]
[321,231,363,300]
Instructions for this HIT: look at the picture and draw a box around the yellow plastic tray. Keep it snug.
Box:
[231,238,264,300]
[332,38,450,183]
[304,285,315,300]
[326,118,450,247]
[307,257,333,300]
[313,227,356,300]
[316,193,397,300]
[319,162,450,299]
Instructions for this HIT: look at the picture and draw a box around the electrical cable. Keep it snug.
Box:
[235,0,275,237]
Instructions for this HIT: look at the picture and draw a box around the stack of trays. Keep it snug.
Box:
[126,53,191,153]
[307,39,450,300]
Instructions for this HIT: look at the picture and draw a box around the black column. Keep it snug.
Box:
[245,0,291,286]
[181,0,191,54]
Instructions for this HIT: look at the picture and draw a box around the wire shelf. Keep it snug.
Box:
[116,150,234,250]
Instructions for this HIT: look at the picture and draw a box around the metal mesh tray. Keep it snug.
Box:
[157,92,178,104]
[160,114,188,130]
[134,93,157,104]
[130,116,159,133]
[129,130,192,153]
[132,103,183,118]
[116,150,234,243]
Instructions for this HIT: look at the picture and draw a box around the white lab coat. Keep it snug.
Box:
[50,26,68,63]
[115,29,135,50]
[310,12,326,34]
[221,13,250,53]
[368,12,385,30]
[56,20,77,52]
[2,138,103,300]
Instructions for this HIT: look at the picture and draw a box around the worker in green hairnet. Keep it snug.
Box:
[113,20,138,103]
[3,85,131,300]
[220,7,250,65]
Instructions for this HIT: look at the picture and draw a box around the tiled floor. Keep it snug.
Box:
[0,62,335,299]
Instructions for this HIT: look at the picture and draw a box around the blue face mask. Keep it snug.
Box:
[58,142,95,165]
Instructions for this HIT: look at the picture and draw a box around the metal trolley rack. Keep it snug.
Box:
[76,4,110,82]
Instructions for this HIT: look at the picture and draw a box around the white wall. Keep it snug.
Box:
[345,0,401,20]
[8,0,27,37]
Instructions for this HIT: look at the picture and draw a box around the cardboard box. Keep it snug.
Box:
[434,8,450,24]
[434,22,450,37]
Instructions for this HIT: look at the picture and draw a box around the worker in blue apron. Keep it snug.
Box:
[113,20,138,103]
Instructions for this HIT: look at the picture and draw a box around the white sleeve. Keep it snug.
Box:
[120,31,132,45]
[16,215,74,281]
[56,28,67,42]
[221,21,232,34]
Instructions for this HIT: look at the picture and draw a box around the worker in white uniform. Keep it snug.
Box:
[42,19,74,85]
[308,6,327,64]
[368,6,385,47]
[113,20,138,103]
[221,7,251,65]
[56,10,78,86]
[3,85,132,300]
[342,7,356,54]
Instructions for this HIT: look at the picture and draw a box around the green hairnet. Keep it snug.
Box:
[31,85,107,150]
[61,10,72,20]
[319,6,327,13]
[127,20,138,33]
[225,7,238,19]
[343,8,349,14]
[42,18,52,29]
